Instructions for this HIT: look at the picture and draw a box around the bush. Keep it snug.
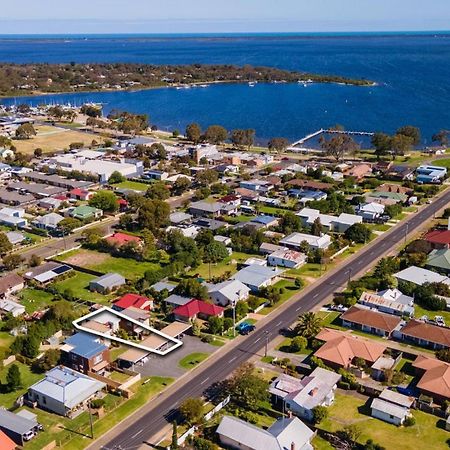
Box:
[312,405,329,424]
[290,336,307,352]
[404,415,416,427]
[338,381,351,390]
[200,334,214,344]
[90,398,105,409]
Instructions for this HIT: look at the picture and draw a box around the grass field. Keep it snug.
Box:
[19,288,55,313]
[433,158,450,169]
[115,180,151,191]
[56,248,163,281]
[12,125,102,154]
[53,271,113,303]
[178,352,210,369]
[0,362,42,409]
[319,392,450,450]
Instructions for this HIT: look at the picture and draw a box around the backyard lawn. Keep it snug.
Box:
[318,392,450,450]
[433,157,450,169]
[178,352,210,370]
[19,288,55,313]
[115,180,151,191]
[56,248,163,281]
[53,271,113,303]
[0,362,42,409]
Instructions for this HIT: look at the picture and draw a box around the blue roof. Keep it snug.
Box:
[251,215,277,225]
[65,332,107,359]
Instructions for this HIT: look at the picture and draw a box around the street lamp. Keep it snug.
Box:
[264,330,269,357]
[231,299,236,337]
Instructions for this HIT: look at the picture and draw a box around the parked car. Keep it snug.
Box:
[236,321,256,335]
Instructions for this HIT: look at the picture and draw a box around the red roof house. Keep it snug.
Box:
[113,293,153,311]
[69,188,93,201]
[424,230,450,249]
[0,430,16,450]
[106,232,142,247]
[173,299,224,322]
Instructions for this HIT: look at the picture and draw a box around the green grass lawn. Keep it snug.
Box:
[109,371,130,383]
[312,435,335,450]
[25,376,173,450]
[414,304,450,325]
[187,256,237,280]
[110,346,127,361]
[0,330,14,349]
[178,352,210,369]
[19,288,55,313]
[319,392,450,450]
[57,248,163,281]
[0,362,42,409]
[53,271,113,303]
[115,180,151,191]
[433,157,450,169]
[317,311,341,327]
[289,263,323,279]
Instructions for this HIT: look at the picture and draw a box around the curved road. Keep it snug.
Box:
[98,188,450,450]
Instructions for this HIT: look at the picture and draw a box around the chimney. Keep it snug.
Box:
[291,442,296,450]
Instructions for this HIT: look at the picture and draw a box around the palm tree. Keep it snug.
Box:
[295,312,322,339]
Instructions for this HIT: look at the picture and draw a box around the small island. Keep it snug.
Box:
[0,63,375,97]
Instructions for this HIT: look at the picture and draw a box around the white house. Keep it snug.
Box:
[281,368,341,422]
[371,398,410,425]
[208,279,250,306]
[233,264,283,292]
[280,232,331,251]
[0,299,25,317]
[356,202,385,221]
[267,249,307,269]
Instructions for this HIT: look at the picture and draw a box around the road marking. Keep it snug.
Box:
[131,429,143,439]
[276,320,283,326]
[200,377,210,385]
[229,356,237,363]
[296,306,302,311]
[254,337,261,343]
[313,293,319,298]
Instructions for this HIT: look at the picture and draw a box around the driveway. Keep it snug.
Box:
[133,335,216,378]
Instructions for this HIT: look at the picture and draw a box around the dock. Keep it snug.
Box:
[292,128,375,146]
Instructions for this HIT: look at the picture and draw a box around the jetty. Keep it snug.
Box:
[292,128,375,146]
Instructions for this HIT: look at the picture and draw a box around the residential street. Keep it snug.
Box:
[93,187,450,450]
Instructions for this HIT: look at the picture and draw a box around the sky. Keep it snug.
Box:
[0,0,449,34]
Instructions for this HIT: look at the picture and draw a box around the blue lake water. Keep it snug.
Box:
[1,33,449,144]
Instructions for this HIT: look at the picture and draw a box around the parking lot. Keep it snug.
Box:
[133,335,216,378]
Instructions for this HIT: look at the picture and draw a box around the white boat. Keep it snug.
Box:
[248,81,257,87]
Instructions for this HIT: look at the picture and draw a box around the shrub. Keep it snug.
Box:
[404,416,415,427]
[312,405,329,424]
[338,381,351,390]
[90,398,105,409]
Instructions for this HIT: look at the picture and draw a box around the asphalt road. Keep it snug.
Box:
[96,189,450,450]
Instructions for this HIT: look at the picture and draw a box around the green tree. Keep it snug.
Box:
[33,148,43,158]
[295,312,322,339]
[89,190,119,212]
[290,336,307,352]
[208,316,224,335]
[179,397,204,425]
[146,182,170,200]
[137,199,170,234]
[15,123,36,139]
[6,364,22,392]
[186,123,202,143]
[205,125,227,144]
[432,130,449,147]
[311,217,323,236]
[321,134,360,162]
[397,125,421,146]
[58,217,82,233]
[231,129,255,149]
[344,223,372,243]
[278,212,302,234]
[108,171,126,184]
[312,405,329,424]
[268,137,289,153]
[33,349,61,372]
[2,254,23,270]
[203,241,228,264]
[175,278,208,299]
[390,133,413,157]
[196,169,219,186]
[28,253,42,267]
[0,232,13,255]
[21,335,40,358]
[228,362,269,411]
[371,132,392,159]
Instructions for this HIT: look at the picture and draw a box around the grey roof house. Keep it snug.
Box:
[281,368,341,422]
[32,212,64,230]
[89,273,126,294]
[208,279,250,306]
[28,366,105,416]
[0,408,40,445]
[232,264,283,292]
[217,415,314,450]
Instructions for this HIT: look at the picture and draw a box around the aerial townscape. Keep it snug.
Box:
[0,2,449,450]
